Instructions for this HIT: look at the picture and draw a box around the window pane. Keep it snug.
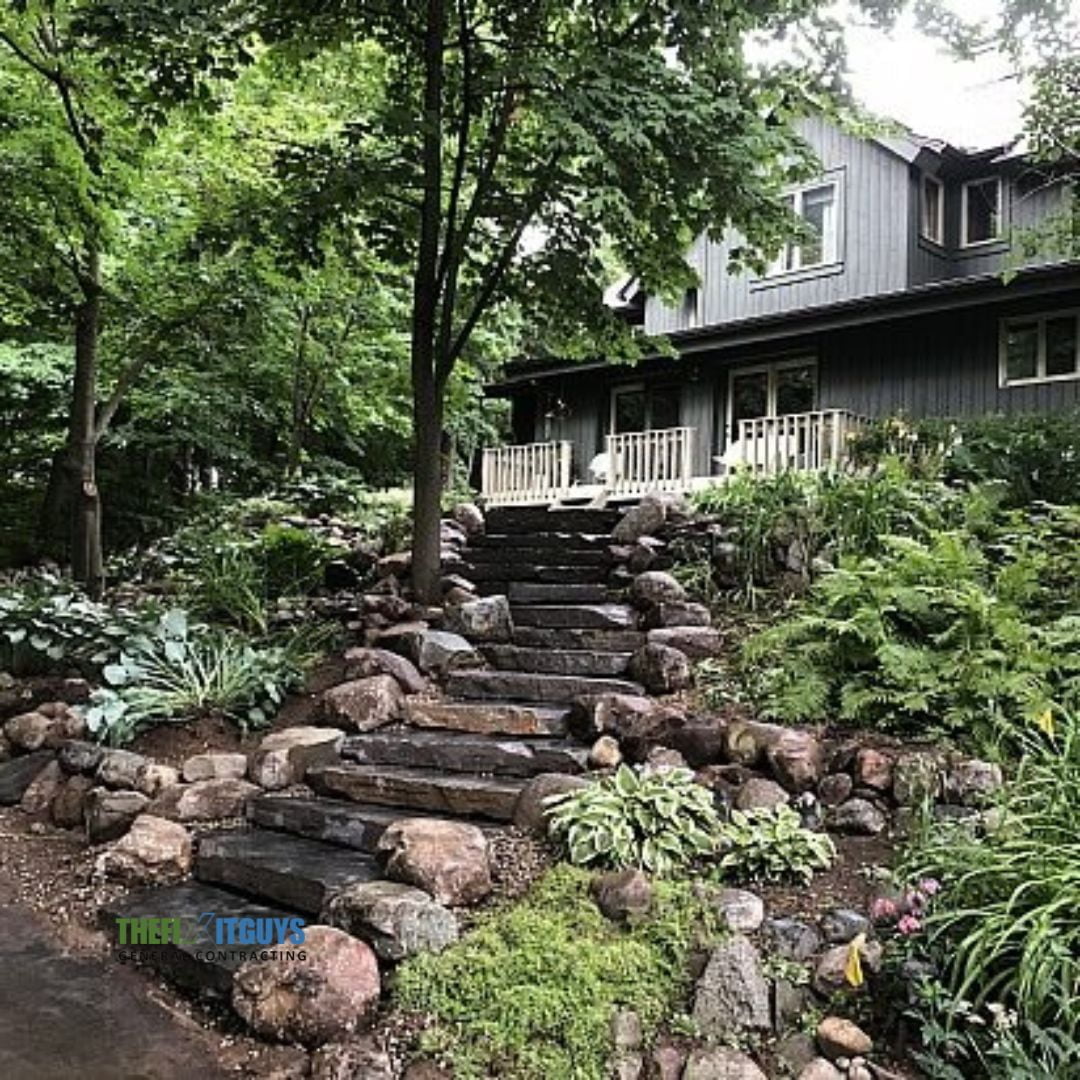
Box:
[921,177,942,242]
[1046,316,1078,377]
[965,178,1000,244]
[731,372,769,440]
[776,365,817,415]
[614,389,646,433]
[649,386,681,430]
[800,185,835,266]
[1005,323,1039,381]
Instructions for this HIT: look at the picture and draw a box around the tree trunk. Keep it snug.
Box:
[69,250,104,597]
[409,0,447,605]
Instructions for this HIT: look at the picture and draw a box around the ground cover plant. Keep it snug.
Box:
[392,865,724,1080]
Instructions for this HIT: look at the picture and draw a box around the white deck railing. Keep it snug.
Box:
[481,440,572,506]
[607,426,695,496]
[734,409,865,474]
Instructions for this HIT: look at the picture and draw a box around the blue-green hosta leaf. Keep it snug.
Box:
[103,663,130,687]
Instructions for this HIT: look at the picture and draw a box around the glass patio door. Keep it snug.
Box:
[728,360,817,443]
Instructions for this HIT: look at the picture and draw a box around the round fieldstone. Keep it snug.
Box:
[714,888,765,933]
[735,777,790,811]
[827,798,887,835]
[820,908,870,945]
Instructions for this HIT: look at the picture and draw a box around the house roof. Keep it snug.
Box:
[493,260,1080,391]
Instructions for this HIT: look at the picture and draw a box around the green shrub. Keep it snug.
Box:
[392,865,724,1080]
[716,805,836,885]
[258,524,331,596]
[898,713,1080,1070]
[85,610,315,745]
[741,531,1061,748]
[544,766,723,875]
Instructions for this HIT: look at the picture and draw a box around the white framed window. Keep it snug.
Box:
[768,181,840,276]
[961,176,1003,247]
[1000,310,1080,386]
[727,358,818,441]
[920,174,944,245]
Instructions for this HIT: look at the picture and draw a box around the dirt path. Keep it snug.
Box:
[0,886,226,1080]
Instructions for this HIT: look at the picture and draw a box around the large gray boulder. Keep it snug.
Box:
[416,630,479,676]
[322,676,403,732]
[692,935,772,1038]
[446,595,512,644]
[629,571,686,608]
[628,643,691,695]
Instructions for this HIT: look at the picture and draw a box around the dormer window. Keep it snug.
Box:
[961,176,1002,247]
[920,175,944,245]
[769,180,840,275]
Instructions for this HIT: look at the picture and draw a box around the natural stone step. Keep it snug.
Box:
[464,547,611,566]
[463,564,609,584]
[470,532,610,550]
[512,626,646,652]
[483,644,632,677]
[101,882,295,995]
[341,728,587,777]
[196,830,380,915]
[404,699,570,737]
[484,507,621,535]
[511,603,638,630]
[508,582,613,604]
[308,764,524,821]
[248,794,408,853]
[446,669,644,704]
[0,750,55,805]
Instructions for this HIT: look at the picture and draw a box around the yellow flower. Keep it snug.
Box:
[844,933,866,988]
[1035,708,1056,738]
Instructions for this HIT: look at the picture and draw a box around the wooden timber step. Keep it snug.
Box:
[342,728,587,777]
[463,563,612,585]
[511,603,638,630]
[101,882,295,996]
[196,830,380,916]
[484,507,621,535]
[404,699,571,737]
[507,582,614,604]
[446,668,644,704]
[308,764,525,821]
[511,626,646,652]
[463,546,611,566]
[482,644,633,677]
[469,532,611,550]
[248,794,412,853]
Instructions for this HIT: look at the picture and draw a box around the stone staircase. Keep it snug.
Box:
[104,504,637,996]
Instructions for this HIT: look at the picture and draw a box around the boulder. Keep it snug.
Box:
[588,735,622,770]
[646,626,722,659]
[50,774,94,829]
[947,758,1003,806]
[96,749,151,791]
[0,732,11,763]
[181,752,249,783]
[813,941,883,996]
[776,1034,819,1076]
[376,551,412,579]
[853,748,893,792]
[377,818,491,906]
[451,502,484,537]
[99,814,193,885]
[84,788,150,843]
[626,537,665,573]
[641,601,711,629]
[683,1050,768,1080]
[817,773,853,807]
[149,777,258,822]
[766,730,825,793]
[322,676,403,732]
[828,798,887,836]
[568,692,676,743]
[629,571,686,608]
[642,746,688,773]
[628,643,691,695]
[513,773,589,835]
[820,909,870,945]
[713,888,765,933]
[135,762,180,798]
[816,1016,873,1060]
[692,935,771,1038]
[310,1039,395,1080]
[416,630,479,676]
[892,752,944,805]
[651,1043,686,1080]
[446,594,512,644]
[724,719,794,768]
[762,917,823,962]
[797,1061,843,1080]
[734,778,790,811]
[343,647,426,695]
[19,759,63,815]
[612,495,668,544]
[57,740,103,775]
[232,925,380,1045]
[3,711,54,751]
[249,727,344,790]
[323,880,458,961]
[591,868,652,923]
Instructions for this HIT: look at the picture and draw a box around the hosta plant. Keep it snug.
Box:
[717,805,836,885]
[544,766,723,876]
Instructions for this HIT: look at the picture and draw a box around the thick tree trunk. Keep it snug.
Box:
[409,0,447,605]
[69,250,104,597]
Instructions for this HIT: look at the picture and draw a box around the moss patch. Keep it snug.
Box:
[391,865,724,1080]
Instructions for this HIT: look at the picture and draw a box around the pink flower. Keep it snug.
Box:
[870,897,898,922]
[919,878,941,897]
[897,914,922,936]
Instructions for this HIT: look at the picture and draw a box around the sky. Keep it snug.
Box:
[844,5,1025,150]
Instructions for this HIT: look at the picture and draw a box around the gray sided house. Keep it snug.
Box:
[484,117,1080,505]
